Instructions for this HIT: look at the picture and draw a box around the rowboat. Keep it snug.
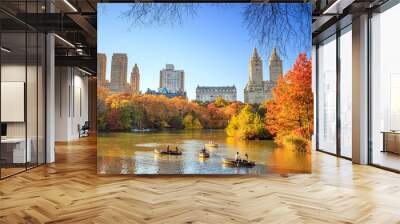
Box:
[154,149,182,155]
[199,150,210,158]
[204,141,218,148]
[223,158,255,167]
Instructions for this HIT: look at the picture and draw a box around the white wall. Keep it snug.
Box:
[55,67,89,141]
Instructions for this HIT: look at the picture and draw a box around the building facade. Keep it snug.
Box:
[110,53,128,92]
[160,64,185,93]
[97,53,107,86]
[244,48,282,104]
[130,63,140,94]
[196,86,237,102]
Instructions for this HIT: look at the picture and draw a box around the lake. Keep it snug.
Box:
[97,129,311,175]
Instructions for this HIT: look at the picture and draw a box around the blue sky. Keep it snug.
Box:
[98,3,311,101]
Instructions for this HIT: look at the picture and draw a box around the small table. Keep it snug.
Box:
[1,138,31,164]
[381,131,400,154]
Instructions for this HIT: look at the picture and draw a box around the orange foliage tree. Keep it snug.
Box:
[265,53,313,142]
[97,89,243,131]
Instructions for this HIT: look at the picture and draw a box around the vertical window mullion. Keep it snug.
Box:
[336,29,341,157]
[316,44,319,151]
[25,0,28,171]
[0,21,2,179]
[36,0,39,167]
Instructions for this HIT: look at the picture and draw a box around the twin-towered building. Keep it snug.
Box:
[196,48,282,104]
[244,47,283,104]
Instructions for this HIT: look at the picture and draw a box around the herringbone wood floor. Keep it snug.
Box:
[1,136,400,224]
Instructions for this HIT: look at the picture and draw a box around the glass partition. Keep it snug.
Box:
[339,27,352,158]
[27,31,38,169]
[0,1,46,179]
[38,32,45,165]
[317,35,337,154]
[370,3,400,171]
[1,31,28,177]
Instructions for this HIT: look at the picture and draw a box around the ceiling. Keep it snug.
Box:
[0,0,99,74]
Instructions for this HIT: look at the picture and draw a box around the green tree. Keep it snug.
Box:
[169,115,184,129]
[214,97,227,108]
[117,103,132,130]
[183,114,202,129]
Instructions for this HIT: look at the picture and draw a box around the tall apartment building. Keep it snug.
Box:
[130,63,140,94]
[97,53,107,86]
[244,48,283,104]
[110,53,128,92]
[159,64,185,93]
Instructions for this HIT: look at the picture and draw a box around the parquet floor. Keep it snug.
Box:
[1,136,400,224]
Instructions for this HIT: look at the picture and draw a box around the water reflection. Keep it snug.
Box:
[97,130,311,175]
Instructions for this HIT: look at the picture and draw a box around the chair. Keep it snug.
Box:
[79,121,90,138]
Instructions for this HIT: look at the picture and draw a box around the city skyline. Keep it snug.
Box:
[98,47,281,102]
[98,3,311,100]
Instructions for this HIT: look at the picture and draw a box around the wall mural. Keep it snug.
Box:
[97,3,312,175]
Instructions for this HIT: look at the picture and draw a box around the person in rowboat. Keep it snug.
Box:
[167,145,170,152]
[235,152,240,162]
[244,153,249,162]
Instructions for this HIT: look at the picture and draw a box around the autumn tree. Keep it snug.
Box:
[265,53,313,142]
[225,105,269,140]
[97,91,245,132]
[207,103,227,128]
[222,101,243,118]
[183,114,202,129]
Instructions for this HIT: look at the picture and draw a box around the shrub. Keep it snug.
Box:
[282,134,309,152]
[225,105,272,140]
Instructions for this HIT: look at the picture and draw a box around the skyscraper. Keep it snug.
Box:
[110,53,128,92]
[159,64,185,94]
[130,63,140,94]
[269,48,283,82]
[97,53,107,86]
[248,48,263,83]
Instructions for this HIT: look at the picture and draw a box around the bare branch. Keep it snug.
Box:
[119,3,311,57]
[121,3,199,28]
[243,3,311,58]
